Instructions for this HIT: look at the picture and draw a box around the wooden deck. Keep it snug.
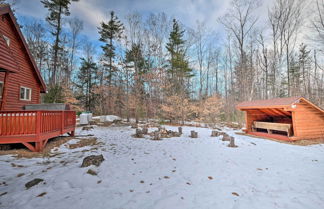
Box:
[0,110,76,151]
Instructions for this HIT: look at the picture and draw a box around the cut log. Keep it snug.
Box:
[190,131,198,138]
[228,137,237,148]
[134,128,144,138]
[211,131,219,137]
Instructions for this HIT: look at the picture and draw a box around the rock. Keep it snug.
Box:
[152,132,161,140]
[82,126,94,131]
[87,169,97,176]
[81,154,105,167]
[134,129,144,138]
[142,127,148,135]
[0,192,7,196]
[190,131,198,138]
[25,178,44,189]
[37,192,47,197]
[131,123,138,129]
[17,173,25,177]
[172,132,181,137]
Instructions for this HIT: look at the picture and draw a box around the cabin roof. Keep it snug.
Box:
[0,4,46,93]
[237,96,324,113]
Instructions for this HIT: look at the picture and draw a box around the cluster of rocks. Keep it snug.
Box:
[132,126,182,140]
[82,126,94,131]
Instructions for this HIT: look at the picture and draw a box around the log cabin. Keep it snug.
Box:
[237,97,324,141]
[0,4,46,110]
[0,4,76,152]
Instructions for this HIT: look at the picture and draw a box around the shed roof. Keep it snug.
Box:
[237,96,324,113]
[237,96,302,109]
[0,4,46,93]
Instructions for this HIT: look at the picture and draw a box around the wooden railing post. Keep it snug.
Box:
[35,111,41,140]
[61,111,64,134]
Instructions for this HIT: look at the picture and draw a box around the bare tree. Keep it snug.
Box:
[219,0,260,101]
[68,17,83,85]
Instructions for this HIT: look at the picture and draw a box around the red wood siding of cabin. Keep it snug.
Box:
[0,13,41,110]
[292,101,324,139]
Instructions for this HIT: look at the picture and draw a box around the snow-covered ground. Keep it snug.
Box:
[1,125,324,209]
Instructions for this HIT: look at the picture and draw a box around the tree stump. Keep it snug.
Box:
[211,131,219,137]
[190,131,198,138]
[178,127,182,134]
[228,137,238,148]
[135,128,144,138]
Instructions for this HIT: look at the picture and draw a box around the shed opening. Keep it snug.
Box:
[246,108,293,137]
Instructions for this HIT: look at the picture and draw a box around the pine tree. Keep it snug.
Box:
[98,11,123,113]
[41,0,78,85]
[298,43,312,97]
[125,43,147,122]
[166,19,192,96]
[76,58,98,112]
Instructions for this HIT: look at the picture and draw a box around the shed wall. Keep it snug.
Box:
[293,101,324,138]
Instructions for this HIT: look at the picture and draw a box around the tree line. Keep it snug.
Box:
[2,0,324,123]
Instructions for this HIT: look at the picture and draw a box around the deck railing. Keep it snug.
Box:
[0,110,76,136]
[0,110,76,151]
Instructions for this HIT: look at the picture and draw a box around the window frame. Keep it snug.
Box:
[2,35,10,46]
[20,86,32,101]
[0,81,3,99]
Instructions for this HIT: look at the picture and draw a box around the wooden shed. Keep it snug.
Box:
[236,97,324,141]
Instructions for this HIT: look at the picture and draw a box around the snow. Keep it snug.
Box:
[99,115,121,122]
[1,125,324,209]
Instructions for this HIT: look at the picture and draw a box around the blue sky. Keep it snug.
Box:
[9,0,274,42]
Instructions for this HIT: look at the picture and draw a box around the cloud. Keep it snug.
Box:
[13,0,308,47]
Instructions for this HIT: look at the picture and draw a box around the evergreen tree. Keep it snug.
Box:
[98,11,123,113]
[298,43,312,96]
[289,55,301,96]
[125,43,147,122]
[166,19,192,96]
[76,58,98,112]
[41,0,78,85]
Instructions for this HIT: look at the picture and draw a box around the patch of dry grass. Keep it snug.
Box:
[68,137,100,149]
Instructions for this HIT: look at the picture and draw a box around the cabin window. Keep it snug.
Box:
[20,86,31,101]
[2,35,10,46]
[0,81,3,98]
